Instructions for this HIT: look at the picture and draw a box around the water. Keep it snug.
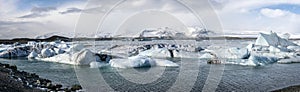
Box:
[1,57,300,91]
[1,39,300,91]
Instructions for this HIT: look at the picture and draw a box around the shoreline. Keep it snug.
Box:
[0,62,82,92]
[272,85,300,92]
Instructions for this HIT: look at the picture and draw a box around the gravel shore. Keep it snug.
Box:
[0,62,82,92]
[272,85,300,92]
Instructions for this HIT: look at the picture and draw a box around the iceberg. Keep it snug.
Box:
[226,47,250,59]
[205,31,300,66]
[71,49,96,65]
[200,53,215,59]
[109,55,178,68]
[68,44,84,53]
[39,53,73,64]
[53,48,65,54]
[255,32,297,47]
[89,61,109,68]
[287,46,300,52]
[40,49,97,65]
[28,50,38,58]
[246,55,278,66]
[278,56,300,64]
[138,48,178,58]
[40,48,55,58]
[0,46,31,58]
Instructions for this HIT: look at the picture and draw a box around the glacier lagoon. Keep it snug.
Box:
[2,55,300,91]
[1,39,300,91]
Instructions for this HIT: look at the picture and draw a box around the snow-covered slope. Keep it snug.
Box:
[138,26,215,38]
[187,26,216,38]
[35,32,112,39]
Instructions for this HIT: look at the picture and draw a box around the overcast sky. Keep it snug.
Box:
[0,0,299,39]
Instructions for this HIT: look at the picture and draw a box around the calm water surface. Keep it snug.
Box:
[1,57,300,91]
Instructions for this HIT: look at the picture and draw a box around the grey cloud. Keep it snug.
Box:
[31,6,57,13]
[60,7,82,14]
[18,13,47,18]
[18,6,57,18]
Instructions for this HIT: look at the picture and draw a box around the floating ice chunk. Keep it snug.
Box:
[53,48,65,54]
[109,55,178,68]
[255,32,297,47]
[155,59,179,67]
[69,44,84,53]
[226,48,250,59]
[199,53,214,59]
[57,43,69,49]
[281,33,291,40]
[247,55,278,66]
[287,46,300,52]
[39,53,72,64]
[268,46,282,53]
[28,50,38,58]
[71,49,96,65]
[246,43,254,51]
[89,61,109,68]
[110,56,156,68]
[40,48,54,58]
[139,48,177,58]
[0,46,30,58]
[278,56,300,64]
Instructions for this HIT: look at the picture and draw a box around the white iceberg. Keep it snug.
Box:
[28,50,38,58]
[40,48,55,58]
[109,55,178,68]
[68,44,84,53]
[53,48,65,54]
[278,56,300,64]
[199,53,215,59]
[226,48,250,59]
[139,48,178,58]
[255,32,297,47]
[246,55,278,66]
[39,49,97,65]
[287,46,300,52]
[0,46,30,58]
[89,61,109,68]
[71,49,96,65]
[40,53,73,64]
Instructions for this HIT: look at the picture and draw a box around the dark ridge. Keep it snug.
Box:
[0,62,82,91]
[0,35,71,44]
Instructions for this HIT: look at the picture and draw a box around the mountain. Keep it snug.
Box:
[139,27,215,38]
[187,26,216,38]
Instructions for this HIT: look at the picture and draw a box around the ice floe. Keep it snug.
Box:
[203,31,300,66]
[109,55,178,68]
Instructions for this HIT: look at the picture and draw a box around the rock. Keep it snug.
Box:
[9,65,17,71]
[207,59,221,64]
[71,84,82,91]
[195,47,204,52]
[2,64,9,68]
